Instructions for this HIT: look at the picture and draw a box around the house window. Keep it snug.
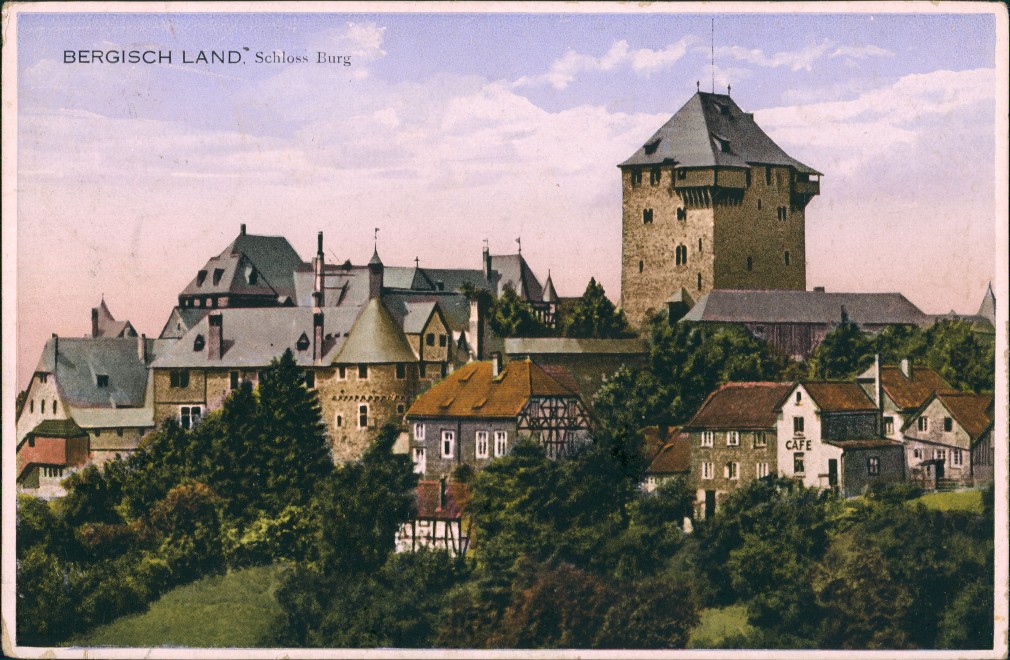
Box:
[397,403,405,415]
[650,167,661,185]
[494,431,508,457]
[396,363,406,379]
[631,169,643,186]
[701,431,714,447]
[943,417,953,432]
[934,448,946,461]
[725,462,739,480]
[793,416,805,435]
[43,467,65,479]
[358,404,369,429]
[303,371,315,388]
[952,449,963,466]
[414,423,426,441]
[420,362,428,378]
[745,170,752,187]
[338,365,347,379]
[53,400,58,413]
[917,417,929,432]
[41,400,46,414]
[753,432,767,448]
[784,251,791,266]
[884,417,894,435]
[96,374,109,388]
[756,462,770,478]
[795,391,802,404]
[441,430,455,458]
[475,431,489,459]
[777,206,788,221]
[757,198,762,210]
[675,245,688,266]
[746,256,753,271]
[412,448,426,474]
[765,166,772,185]
[170,370,190,388]
[441,363,448,378]
[913,448,922,459]
[867,457,880,476]
[426,333,435,346]
[180,406,201,429]
[358,364,368,379]
[702,462,714,480]
[793,452,805,475]
[29,400,33,413]
[677,208,687,221]
[727,431,740,446]
[439,335,447,347]
[117,428,124,437]
[642,209,654,224]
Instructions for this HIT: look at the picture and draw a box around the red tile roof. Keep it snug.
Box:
[642,426,679,462]
[407,359,577,419]
[415,480,469,520]
[935,392,994,440]
[684,382,793,430]
[879,366,952,410]
[646,432,692,475]
[802,382,877,412]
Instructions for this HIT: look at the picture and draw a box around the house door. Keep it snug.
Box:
[704,490,717,519]
[828,459,838,488]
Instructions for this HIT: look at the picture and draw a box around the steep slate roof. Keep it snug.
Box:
[504,337,647,356]
[871,366,952,411]
[181,232,303,301]
[620,92,820,175]
[159,307,210,339]
[542,272,559,303]
[151,306,361,368]
[384,266,494,294]
[645,429,691,476]
[384,292,472,333]
[490,254,543,301]
[800,382,878,413]
[334,298,417,364]
[407,360,578,419]
[384,299,439,335]
[37,337,150,408]
[93,299,134,338]
[681,290,930,326]
[977,283,995,324]
[415,480,469,520]
[684,382,793,431]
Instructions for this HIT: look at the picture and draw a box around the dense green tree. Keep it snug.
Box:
[562,277,632,338]
[488,284,549,338]
[595,575,700,648]
[918,319,994,392]
[808,310,874,380]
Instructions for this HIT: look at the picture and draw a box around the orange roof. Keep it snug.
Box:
[642,426,680,462]
[684,382,793,430]
[415,480,469,520]
[935,391,994,440]
[802,382,877,412]
[646,432,692,475]
[406,359,577,419]
[880,366,951,410]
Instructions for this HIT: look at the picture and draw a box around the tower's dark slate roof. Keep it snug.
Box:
[620,92,820,175]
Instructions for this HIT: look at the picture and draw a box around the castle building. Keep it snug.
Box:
[620,91,821,328]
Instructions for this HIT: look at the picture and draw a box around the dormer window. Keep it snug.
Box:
[96,374,109,388]
[713,136,731,153]
[644,138,661,155]
[245,265,258,285]
[213,268,225,285]
[713,101,731,116]
[196,270,208,286]
[193,334,205,351]
[296,332,310,351]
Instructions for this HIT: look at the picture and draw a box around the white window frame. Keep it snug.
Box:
[701,431,714,447]
[414,423,426,441]
[793,416,805,436]
[727,431,740,446]
[494,431,508,457]
[725,462,739,480]
[913,448,922,459]
[441,430,455,459]
[701,462,713,480]
[475,431,489,459]
[952,449,963,467]
[934,448,946,461]
[180,405,202,429]
[756,462,770,479]
[884,417,895,435]
[412,447,426,474]
[867,456,880,476]
[753,432,767,448]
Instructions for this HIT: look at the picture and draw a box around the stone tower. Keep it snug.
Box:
[619,91,821,328]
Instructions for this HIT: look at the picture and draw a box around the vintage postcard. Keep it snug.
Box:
[2,2,1007,658]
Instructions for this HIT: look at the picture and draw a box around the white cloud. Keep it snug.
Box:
[830,44,893,59]
[715,39,892,72]
[514,37,698,90]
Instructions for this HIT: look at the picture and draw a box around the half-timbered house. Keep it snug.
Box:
[395,479,471,557]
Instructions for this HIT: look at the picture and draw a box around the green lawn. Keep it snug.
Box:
[912,490,983,513]
[688,604,755,649]
[73,563,286,648]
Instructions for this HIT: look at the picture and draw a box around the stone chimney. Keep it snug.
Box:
[313,312,324,362]
[313,231,325,308]
[491,351,502,377]
[240,223,246,236]
[208,313,223,360]
[468,297,485,360]
[900,358,911,379]
[91,307,99,338]
[873,353,882,409]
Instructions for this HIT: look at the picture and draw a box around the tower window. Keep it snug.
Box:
[650,167,661,185]
[784,251,791,266]
[675,245,688,266]
[778,206,788,221]
[396,363,406,379]
[745,170,751,187]
[96,374,109,388]
[757,199,762,210]
[677,208,687,221]
[631,169,643,186]
[765,166,772,185]
[358,404,369,429]
[697,273,702,290]
[747,256,753,271]
[677,169,687,180]
[639,260,644,273]
[642,208,653,224]
[698,238,703,253]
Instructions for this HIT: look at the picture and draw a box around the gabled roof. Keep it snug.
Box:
[542,272,559,303]
[28,418,88,439]
[505,337,647,356]
[681,290,930,326]
[407,360,578,419]
[490,254,543,301]
[36,337,150,408]
[181,232,303,301]
[906,391,994,441]
[800,382,878,413]
[159,307,211,339]
[384,299,439,335]
[857,365,952,411]
[92,299,135,338]
[620,92,820,175]
[383,291,472,333]
[684,382,793,431]
[415,480,469,520]
[645,429,691,476]
[334,298,417,364]
[151,306,361,368]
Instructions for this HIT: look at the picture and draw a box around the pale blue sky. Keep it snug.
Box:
[15,9,1002,387]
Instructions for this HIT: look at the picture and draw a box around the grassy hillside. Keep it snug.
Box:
[688,604,755,648]
[912,490,984,513]
[74,563,285,648]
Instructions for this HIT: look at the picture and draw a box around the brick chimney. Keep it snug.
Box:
[240,223,246,236]
[91,307,99,338]
[208,313,223,360]
[491,351,502,377]
[313,312,324,362]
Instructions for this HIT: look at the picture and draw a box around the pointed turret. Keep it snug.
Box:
[368,247,384,300]
[542,271,559,303]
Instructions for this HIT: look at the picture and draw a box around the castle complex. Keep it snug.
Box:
[620,91,820,327]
